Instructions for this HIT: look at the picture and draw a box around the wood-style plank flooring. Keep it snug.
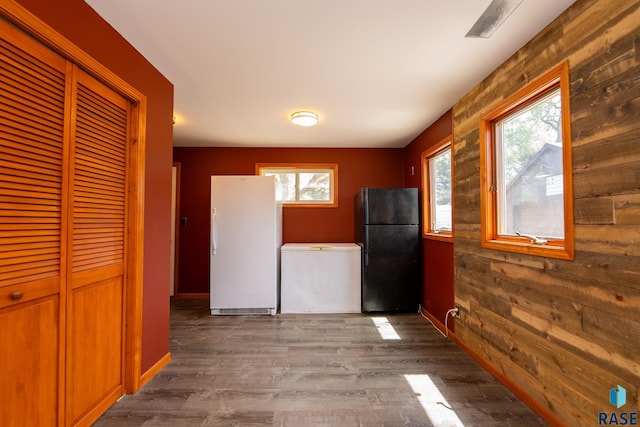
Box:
[94,299,547,426]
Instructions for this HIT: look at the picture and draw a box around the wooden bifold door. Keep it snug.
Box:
[0,18,131,426]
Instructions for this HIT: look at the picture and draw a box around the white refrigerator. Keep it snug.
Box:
[210,175,282,315]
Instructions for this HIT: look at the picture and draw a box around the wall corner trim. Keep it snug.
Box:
[449,334,566,427]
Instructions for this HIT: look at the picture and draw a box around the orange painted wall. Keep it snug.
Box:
[14,0,174,372]
[404,111,455,328]
[173,147,405,294]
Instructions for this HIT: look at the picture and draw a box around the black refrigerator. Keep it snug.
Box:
[355,188,421,313]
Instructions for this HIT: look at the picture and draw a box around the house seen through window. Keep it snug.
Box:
[497,89,564,239]
[256,164,338,207]
[480,61,573,260]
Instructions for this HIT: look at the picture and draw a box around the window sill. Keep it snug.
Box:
[481,238,573,261]
[423,233,453,243]
[282,202,337,208]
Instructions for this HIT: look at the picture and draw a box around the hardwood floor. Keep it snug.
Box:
[94,299,547,426]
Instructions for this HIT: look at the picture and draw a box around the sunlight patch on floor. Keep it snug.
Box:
[371,317,401,340]
[404,374,465,426]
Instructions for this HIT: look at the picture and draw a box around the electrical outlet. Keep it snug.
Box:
[454,304,461,318]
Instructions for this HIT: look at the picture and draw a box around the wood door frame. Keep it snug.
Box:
[171,162,181,296]
[0,1,147,399]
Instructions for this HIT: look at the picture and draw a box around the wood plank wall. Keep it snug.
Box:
[452,0,640,425]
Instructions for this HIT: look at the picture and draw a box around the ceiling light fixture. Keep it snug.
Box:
[290,111,319,127]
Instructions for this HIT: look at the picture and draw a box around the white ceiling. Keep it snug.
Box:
[85,0,576,148]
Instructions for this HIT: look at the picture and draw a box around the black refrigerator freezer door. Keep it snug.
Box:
[358,188,418,225]
[361,224,420,313]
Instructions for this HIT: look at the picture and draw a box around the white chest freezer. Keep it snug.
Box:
[280,243,361,313]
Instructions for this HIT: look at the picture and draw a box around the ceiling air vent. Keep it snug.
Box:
[465,0,524,38]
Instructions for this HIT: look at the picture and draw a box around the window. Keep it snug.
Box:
[421,137,452,240]
[256,163,338,207]
[480,61,574,260]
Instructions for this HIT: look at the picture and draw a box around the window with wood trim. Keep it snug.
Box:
[421,137,453,240]
[256,164,338,207]
[480,61,574,260]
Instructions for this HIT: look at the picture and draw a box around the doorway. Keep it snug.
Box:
[170,163,180,296]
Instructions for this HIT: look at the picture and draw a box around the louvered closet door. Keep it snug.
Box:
[65,67,130,426]
[0,20,68,427]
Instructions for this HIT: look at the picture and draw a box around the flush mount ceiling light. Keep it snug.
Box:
[465,0,524,38]
[290,111,319,127]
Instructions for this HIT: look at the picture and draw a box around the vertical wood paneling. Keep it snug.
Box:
[452,0,640,425]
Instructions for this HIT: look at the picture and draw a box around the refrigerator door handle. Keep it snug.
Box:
[211,208,217,255]
[364,228,369,266]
